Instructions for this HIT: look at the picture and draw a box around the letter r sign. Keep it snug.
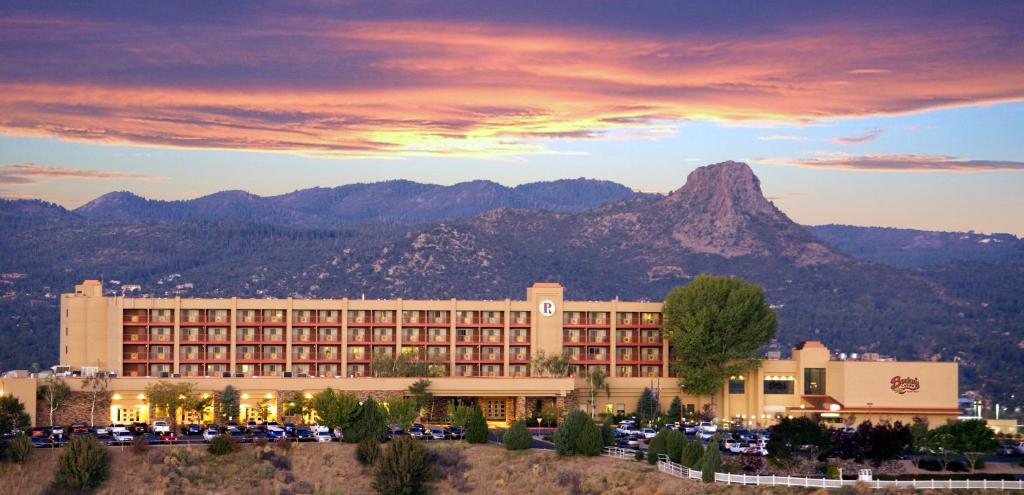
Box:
[539,300,556,317]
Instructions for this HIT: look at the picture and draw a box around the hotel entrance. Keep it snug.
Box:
[482,398,506,421]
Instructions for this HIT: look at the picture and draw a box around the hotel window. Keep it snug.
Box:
[510,311,529,325]
[684,404,695,414]
[510,364,528,377]
[804,368,826,395]
[728,377,745,394]
[764,377,795,394]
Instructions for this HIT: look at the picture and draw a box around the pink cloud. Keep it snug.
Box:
[0,163,163,185]
[832,128,882,145]
[767,154,1024,172]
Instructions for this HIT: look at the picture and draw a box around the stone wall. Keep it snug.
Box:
[36,391,111,426]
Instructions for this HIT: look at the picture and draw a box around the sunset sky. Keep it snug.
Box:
[1,1,1022,234]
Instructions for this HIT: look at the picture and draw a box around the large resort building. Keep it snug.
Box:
[0,280,960,428]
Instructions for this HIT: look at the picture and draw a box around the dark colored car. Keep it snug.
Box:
[295,427,312,441]
[246,420,259,432]
[96,434,115,445]
[51,434,69,447]
[143,433,162,444]
[131,422,149,434]
[184,424,202,436]
[284,423,296,435]
[250,430,269,441]
[446,427,464,440]
[389,428,408,438]
[31,436,51,448]
[160,431,178,444]
[70,424,90,434]
[229,429,247,443]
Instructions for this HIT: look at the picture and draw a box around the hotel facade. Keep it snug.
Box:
[0,280,960,427]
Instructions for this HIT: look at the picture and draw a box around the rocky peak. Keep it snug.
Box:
[666,161,778,218]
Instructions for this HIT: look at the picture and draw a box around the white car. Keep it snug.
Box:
[642,428,657,439]
[152,421,170,433]
[112,430,134,444]
[699,430,716,441]
[315,426,333,443]
[698,422,717,433]
[94,425,110,435]
[51,425,65,435]
[202,428,220,442]
[1016,441,1024,455]
[729,442,750,454]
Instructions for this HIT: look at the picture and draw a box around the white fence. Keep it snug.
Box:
[601,446,639,460]
[649,454,1024,490]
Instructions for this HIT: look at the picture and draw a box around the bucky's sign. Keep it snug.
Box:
[890,376,921,394]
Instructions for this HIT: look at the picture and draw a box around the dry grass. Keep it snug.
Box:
[1,443,1004,494]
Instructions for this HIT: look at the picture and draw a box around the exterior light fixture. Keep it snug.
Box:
[829,403,841,412]
[242,393,250,399]
[137,393,145,400]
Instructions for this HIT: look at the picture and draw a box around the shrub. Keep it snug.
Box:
[825,463,841,480]
[357,438,381,466]
[9,434,32,464]
[373,436,433,495]
[503,420,532,450]
[464,405,488,444]
[665,429,685,463]
[132,434,149,455]
[681,439,703,468]
[208,434,237,456]
[700,444,721,483]
[555,470,583,495]
[646,430,668,465]
[53,436,110,492]
[429,447,471,492]
[275,436,292,453]
[601,416,615,447]
[634,448,645,461]
[554,410,602,457]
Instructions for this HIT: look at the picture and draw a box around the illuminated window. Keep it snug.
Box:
[804,368,826,395]
[728,377,745,394]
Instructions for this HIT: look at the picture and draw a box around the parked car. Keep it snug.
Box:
[314,426,333,443]
[184,424,202,436]
[228,429,247,443]
[699,430,716,441]
[698,422,717,433]
[627,434,640,447]
[390,428,408,438]
[93,424,110,435]
[446,427,464,440]
[283,423,296,435]
[131,422,149,434]
[430,428,446,440]
[152,421,170,433]
[202,427,221,442]
[641,428,657,439]
[50,425,65,436]
[295,427,312,441]
[996,444,1018,456]
[1017,441,1024,455]
[683,423,698,435]
[159,431,178,444]
[250,430,269,442]
[408,426,426,439]
[31,435,51,448]
[112,430,134,445]
[142,433,162,444]
[245,420,259,432]
[745,444,768,456]
[267,427,286,440]
[70,423,90,434]
[729,442,751,454]
[226,421,240,432]
[96,434,115,445]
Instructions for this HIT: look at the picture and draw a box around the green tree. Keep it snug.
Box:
[666,429,685,463]
[208,434,237,456]
[647,430,668,465]
[0,395,31,434]
[682,438,703,468]
[576,415,604,456]
[408,379,433,416]
[144,381,195,427]
[310,388,360,432]
[349,397,388,443]
[662,276,777,414]
[531,350,571,377]
[924,426,958,472]
[449,403,475,429]
[700,443,721,483]
[218,385,240,422]
[357,438,382,465]
[372,350,441,378]
[183,394,212,424]
[909,419,930,468]
[766,417,831,465]
[384,396,419,430]
[81,373,110,427]
[373,436,433,495]
[586,367,611,418]
[635,387,659,424]
[601,415,615,447]
[504,420,532,450]
[948,419,999,472]
[37,375,71,427]
[666,397,683,422]
[464,405,488,444]
[53,436,109,491]
[283,392,313,420]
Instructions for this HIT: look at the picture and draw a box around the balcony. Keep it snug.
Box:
[347,353,370,362]
[426,352,449,361]
[181,332,230,343]
[562,334,610,345]
[293,314,341,325]
[370,335,395,344]
[638,334,663,345]
[180,313,231,324]
[235,314,287,325]
[292,353,317,363]
[428,333,449,344]
[616,353,639,364]
[641,354,662,363]
[179,351,230,362]
[236,332,285,344]
[123,332,173,343]
[510,352,530,363]
[402,333,426,344]
[123,314,175,324]
[235,351,287,362]
[149,351,173,362]
[348,333,369,343]
[509,317,530,327]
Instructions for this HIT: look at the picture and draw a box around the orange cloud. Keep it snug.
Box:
[0,15,1022,157]
[0,163,163,185]
[763,155,1024,172]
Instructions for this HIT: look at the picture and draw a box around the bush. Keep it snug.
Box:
[53,436,110,492]
[646,430,668,465]
[208,434,237,456]
[132,434,149,455]
[464,406,488,444]
[665,429,684,463]
[357,438,381,466]
[373,436,433,495]
[275,436,292,453]
[556,470,583,495]
[634,448,645,461]
[350,397,388,443]
[429,447,471,492]
[503,420,532,450]
[825,463,841,479]
[601,416,615,447]
[681,439,703,468]
[9,434,32,464]
[700,444,721,483]
[554,410,602,457]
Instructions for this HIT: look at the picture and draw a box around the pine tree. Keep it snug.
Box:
[464,405,488,444]
[665,429,685,463]
[504,420,532,450]
[700,442,721,482]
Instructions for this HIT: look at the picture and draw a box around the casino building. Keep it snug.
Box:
[0,280,960,427]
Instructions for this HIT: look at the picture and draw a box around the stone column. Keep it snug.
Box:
[515,396,527,421]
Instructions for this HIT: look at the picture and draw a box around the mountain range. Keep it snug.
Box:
[1,161,1021,412]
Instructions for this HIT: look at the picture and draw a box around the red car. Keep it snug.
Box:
[159,431,178,444]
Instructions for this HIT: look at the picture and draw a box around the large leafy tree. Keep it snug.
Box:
[37,375,71,426]
[371,350,441,377]
[348,397,388,443]
[662,275,777,408]
[383,396,419,430]
[144,381,196,427]
[81,373,110,427]
[310,388,360,431]
[635,387,659,424]
[0,395,31,434]
[218,385,240,422]
[530,350,571,377]
[947,419,999,472]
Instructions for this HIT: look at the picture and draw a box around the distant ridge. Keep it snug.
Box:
[73,178,648,227]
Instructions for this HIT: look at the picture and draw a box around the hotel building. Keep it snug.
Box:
[0,280,960,427]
